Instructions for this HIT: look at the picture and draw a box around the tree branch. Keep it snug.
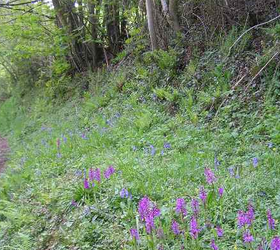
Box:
[228,14,280,56]
[0,0,41,7]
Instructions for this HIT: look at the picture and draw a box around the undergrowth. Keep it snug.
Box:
[0,26,280,250]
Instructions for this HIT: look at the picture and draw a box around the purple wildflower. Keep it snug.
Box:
[109,166,116,174]
[214,156,220,169]
[216,226,223,237]
[83,206,91,216]
[268,142,273,148]
[267,209,275,230]
[175,198,187,217]
[191,198,200,216]
[89,168,94,181]
[211,239,219,250]
[243,230,254,243]
[57,153,62,158]
[56,138,61,148]
[81,133,87,140]
[271,237,280,250]
[228,167,235,177]
[164,142,171,149]
[93,168,101,182]
[71,200,78,207]
[104,166,115,179]
[120,188,129,198]
[204,168,217,185]
[145,213,155,233]
[152,206,161,218]
[171,220,180,235]
[150,145,156,156]
[75,170,82,177]
[130,228,140,241]
[252,157,258,167]
[247,203,255,224]
[237,210,248,228]
[189,216,199,239]
[41,126,47,131]
[237,204,255,228]
[158,245,164,250]
[138,196,151,220]
[218,187,224,198]
[84,178,89,189]
[199,186,207,204]
[138,196,160,234]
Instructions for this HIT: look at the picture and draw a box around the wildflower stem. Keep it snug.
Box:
[133,238,138,250]
[195,238,200,250]
[150,232,156,250]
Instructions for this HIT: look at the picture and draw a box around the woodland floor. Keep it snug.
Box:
[0,137,8,173]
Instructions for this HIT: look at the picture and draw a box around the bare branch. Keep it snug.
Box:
[228,14,280,56]
[245,52,279,92]
[0,0,41,7]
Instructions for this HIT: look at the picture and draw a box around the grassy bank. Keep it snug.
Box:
[1,36,280,250]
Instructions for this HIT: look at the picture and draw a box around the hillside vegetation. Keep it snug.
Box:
[1,1,280,250]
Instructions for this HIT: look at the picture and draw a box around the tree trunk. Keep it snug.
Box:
[160,0,168,16]
[120,0,129,44]
[169,0,181,32]
[104,0,121,54]
[146,0,158,50]
[88,0,98,68]
[52,0,88,71]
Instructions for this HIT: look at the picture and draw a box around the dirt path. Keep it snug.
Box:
[0,137,9,173]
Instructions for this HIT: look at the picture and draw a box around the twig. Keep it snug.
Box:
[244,52,279,92]
[0,0,41,7]
[228,14,280,56]
[232,73,247,90]
[103,47,109,68]
[215,73,247,118]
[192,13,208,40]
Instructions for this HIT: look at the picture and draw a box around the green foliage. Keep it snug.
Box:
[0,97,23,134]
[124,26,147,57]
[1,57,280,248]
[2,22,280,250]
[266,23,280,40]
[134,109,154,132]
[143,49,177,71]
[219,27,251,56]
[0,3,69,95]
[153,87,179,102]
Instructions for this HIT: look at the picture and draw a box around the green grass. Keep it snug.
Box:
[1,41,280,249]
